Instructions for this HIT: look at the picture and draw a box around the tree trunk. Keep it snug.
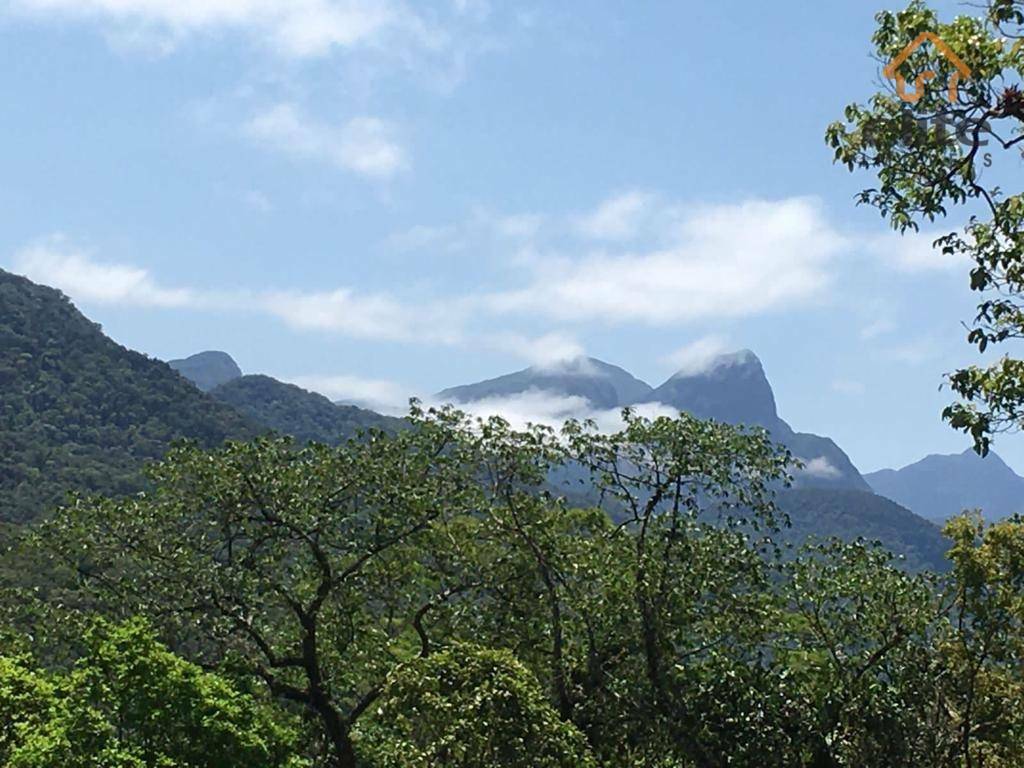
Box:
[312,688,358,768]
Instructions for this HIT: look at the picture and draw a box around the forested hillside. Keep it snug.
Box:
[0,269,256,522]
[210,374,403,444]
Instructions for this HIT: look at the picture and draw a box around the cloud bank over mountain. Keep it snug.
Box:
[433,349,870,492]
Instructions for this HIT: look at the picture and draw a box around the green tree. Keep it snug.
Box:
[353,645,596,768]
[0,618,304,768]
[37,407,484,768]
[780,541,944,766]
[35,406,794,768]
[827,0,1024,454]
[439,411,794,766]
[940,514,1024,765]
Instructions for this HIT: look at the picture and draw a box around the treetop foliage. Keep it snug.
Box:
[827,0,1024,454]
[6,403,1021,766]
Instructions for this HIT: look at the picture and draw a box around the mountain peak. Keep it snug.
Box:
[653,348,778,427]
[866,448,1024,521]
[438,356,652,409]
[529,355,597,375]
[667,348,763,381]
[169,351,243,392]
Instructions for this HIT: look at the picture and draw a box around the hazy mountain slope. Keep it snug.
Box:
[776,488,950,572]
[211,375,403,445]
[169,350,243,391]
[0,269,257,523]
[438,357,653,409]
[866,449,1024,522]
[772,424,868,491]
[640,351,869,491]
[553,477,950,572]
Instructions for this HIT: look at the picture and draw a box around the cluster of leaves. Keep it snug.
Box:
[353,646,596,768]
[0,618,307,768]
[0,269,257,523]
[826,0,1024,454]
[3,404,1021,767]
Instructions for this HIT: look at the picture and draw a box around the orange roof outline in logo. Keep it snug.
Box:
[883,32,971,103]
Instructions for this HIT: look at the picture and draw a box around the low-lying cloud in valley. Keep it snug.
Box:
[427,388,680,434]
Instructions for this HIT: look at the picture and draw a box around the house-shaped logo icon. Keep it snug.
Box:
[883,32,971,103]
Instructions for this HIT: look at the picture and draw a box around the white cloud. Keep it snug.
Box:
[259,287,460,343]
[383,209,544,254]
[882,340,941,365]
[586,400,680,433]
[436,389,592,430]
[11,236,194,308]
[244,104,407,179]
[17,193,962,358]
[798,456,842,479]
[867,230,967,272]
[662,335,732,375]
[286,373,413,412]
[384,224,461,252]
[6,237,460,344]
[6,0,429,58]
[489,332,586,368]
[574,190,656,241]
[491,212,544,240]
[860,318,895,340]
[491,197,843,325]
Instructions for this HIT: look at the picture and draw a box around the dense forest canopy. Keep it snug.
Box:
[0,269,257,523]
[0,271,407,524]
[0,405,1020,767]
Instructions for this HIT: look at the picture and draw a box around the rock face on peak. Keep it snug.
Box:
[866,448,1024,522]
[641,350,870,492]
[437,357,653,410]
[169,351,243,392]
[646,349,779,428]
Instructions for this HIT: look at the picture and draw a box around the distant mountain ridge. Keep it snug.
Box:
[776,488,949,572]
[439,350,869,492]
[0,267,965,570]
[866,449,1024,522]
[0,270,408,523]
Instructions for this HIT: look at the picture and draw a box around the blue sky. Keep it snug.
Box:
[1,0,1016,474]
